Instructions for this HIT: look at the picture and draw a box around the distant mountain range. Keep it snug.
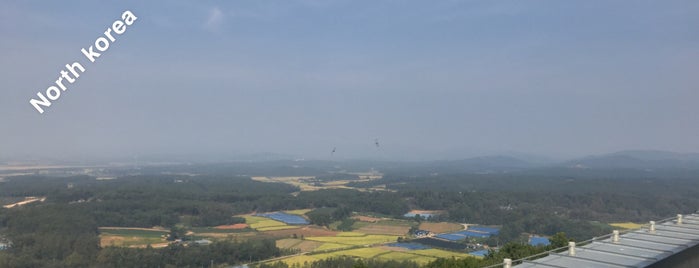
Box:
[5,150,699,175]
[561,150,699,170]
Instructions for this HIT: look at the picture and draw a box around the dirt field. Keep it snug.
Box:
[419,222,464,233]
[356,224,410,236]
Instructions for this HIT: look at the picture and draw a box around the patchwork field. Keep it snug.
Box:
[261,226,338,237]
[274,246,473,266]
[243,215,299,231]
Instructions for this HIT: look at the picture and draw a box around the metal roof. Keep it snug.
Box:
[511,213,699,268]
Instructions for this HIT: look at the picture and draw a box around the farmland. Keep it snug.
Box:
[304,233,398,246]
[243,215,300,231]
[274,244,476,266]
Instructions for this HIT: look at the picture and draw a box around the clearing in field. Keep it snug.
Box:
[610,222,643,229]
[419,222,464,233]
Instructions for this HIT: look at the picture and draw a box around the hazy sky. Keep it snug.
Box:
[2,1,698,161]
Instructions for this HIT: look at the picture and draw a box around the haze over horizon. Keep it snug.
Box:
[2,1,698,162]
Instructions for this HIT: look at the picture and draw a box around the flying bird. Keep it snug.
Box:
[375,139,380,148]
[331,147,336,155]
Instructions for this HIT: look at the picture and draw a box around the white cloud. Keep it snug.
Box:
[204,7,224,32]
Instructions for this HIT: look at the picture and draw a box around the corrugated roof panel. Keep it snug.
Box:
[512,213,699,268]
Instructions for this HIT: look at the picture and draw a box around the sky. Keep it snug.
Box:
[1,1,699,162]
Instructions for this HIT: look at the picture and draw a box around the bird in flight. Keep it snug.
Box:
[331,147,336,155]
[375,139,380,148]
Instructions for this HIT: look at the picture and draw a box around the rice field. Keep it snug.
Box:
[276,238,304,248]
[312,247,391,259]
[313,242,353,252]
[278,255,318,266]
[411,248,473,259]
[275,246,473,266]
[305,234,398,246]
[376,251,423,261]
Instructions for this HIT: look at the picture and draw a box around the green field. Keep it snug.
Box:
[99,228,169,248]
